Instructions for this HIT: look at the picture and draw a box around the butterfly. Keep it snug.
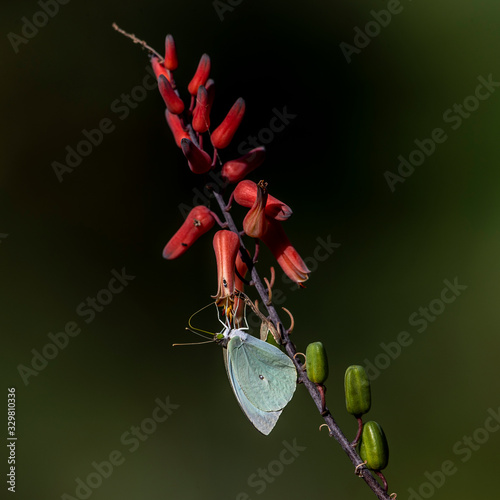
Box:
[220,326,297,435]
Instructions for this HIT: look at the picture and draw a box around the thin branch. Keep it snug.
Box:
[112,23,164,61]
[212,189,392,500]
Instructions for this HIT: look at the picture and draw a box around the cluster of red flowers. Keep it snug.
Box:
[154,34,310,310]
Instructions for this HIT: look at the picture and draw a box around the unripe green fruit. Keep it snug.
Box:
[306,342,329,384]
[344,365,371,417]
[359,421,389,471]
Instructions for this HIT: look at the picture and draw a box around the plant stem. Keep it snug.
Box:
[112,23,164,61]
[212,189,392,500]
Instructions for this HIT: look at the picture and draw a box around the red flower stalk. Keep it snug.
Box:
[150,56,169,80]
[181,138,212,174]
[211,97,245,149]
[243,180,269,239]
[187,54,211,96]
[163,206,215,260]
[165,110,190,147]
[192,86,210,133]
[212,230,240,308]
[233,252,248,327]
[164,34,178,71]
[205,79,215,116]
[233,180,293,221]
[158,75,184,115]
[221,146,266,184]
[261,219,310,285]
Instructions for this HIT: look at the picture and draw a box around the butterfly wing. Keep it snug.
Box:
[228,335,297,412]
[224,345,282,435]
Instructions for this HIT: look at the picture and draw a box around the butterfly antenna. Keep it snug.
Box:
[172,325,219,347]
[187,302,218,336]
[173,339,214,347]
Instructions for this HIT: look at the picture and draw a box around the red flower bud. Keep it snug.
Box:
[221,146,266,183]
[158,75,184,115]
[163,206,215,260]
[188,54,211,96]
[165,110,190,147]
[181,138,212,174]
[151,56,169,80]
[261,219,310,285]
[212,230,240,307]
[233,180,293,221]
[192,86,210,133]
[164,34,178,71]
[211,98,245,149]
[243,180,269,239]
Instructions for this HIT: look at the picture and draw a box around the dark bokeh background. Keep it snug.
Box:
[2,0,500,498]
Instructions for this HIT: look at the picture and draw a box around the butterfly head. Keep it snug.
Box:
[216,326,248,347]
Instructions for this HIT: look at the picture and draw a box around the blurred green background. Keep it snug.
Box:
[2,0,500,498]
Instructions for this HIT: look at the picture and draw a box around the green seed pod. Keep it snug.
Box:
[344,365,371,417]
[306,342,329,384]
[358,421,389,471]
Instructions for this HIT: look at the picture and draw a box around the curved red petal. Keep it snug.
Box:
[233,180,293,221]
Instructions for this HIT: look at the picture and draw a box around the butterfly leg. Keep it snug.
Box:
[234,290,281,344]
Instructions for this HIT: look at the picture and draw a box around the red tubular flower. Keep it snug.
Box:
[151,56,169,80]
[165,110,190,147]
[261,219,310,285]
[181,138,212,174]
[163,206,215,260]
[188,54,211,96]
[164,34,178,71]
[212,230,240,307]
[192,86,210,133]
[158,75,184,115]
[211,98,245,149]
[242,180,269,239]
[221,146,266,183]
[233,180,293,221]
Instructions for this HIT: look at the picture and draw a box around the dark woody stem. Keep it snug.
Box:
[212,189,392,500]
